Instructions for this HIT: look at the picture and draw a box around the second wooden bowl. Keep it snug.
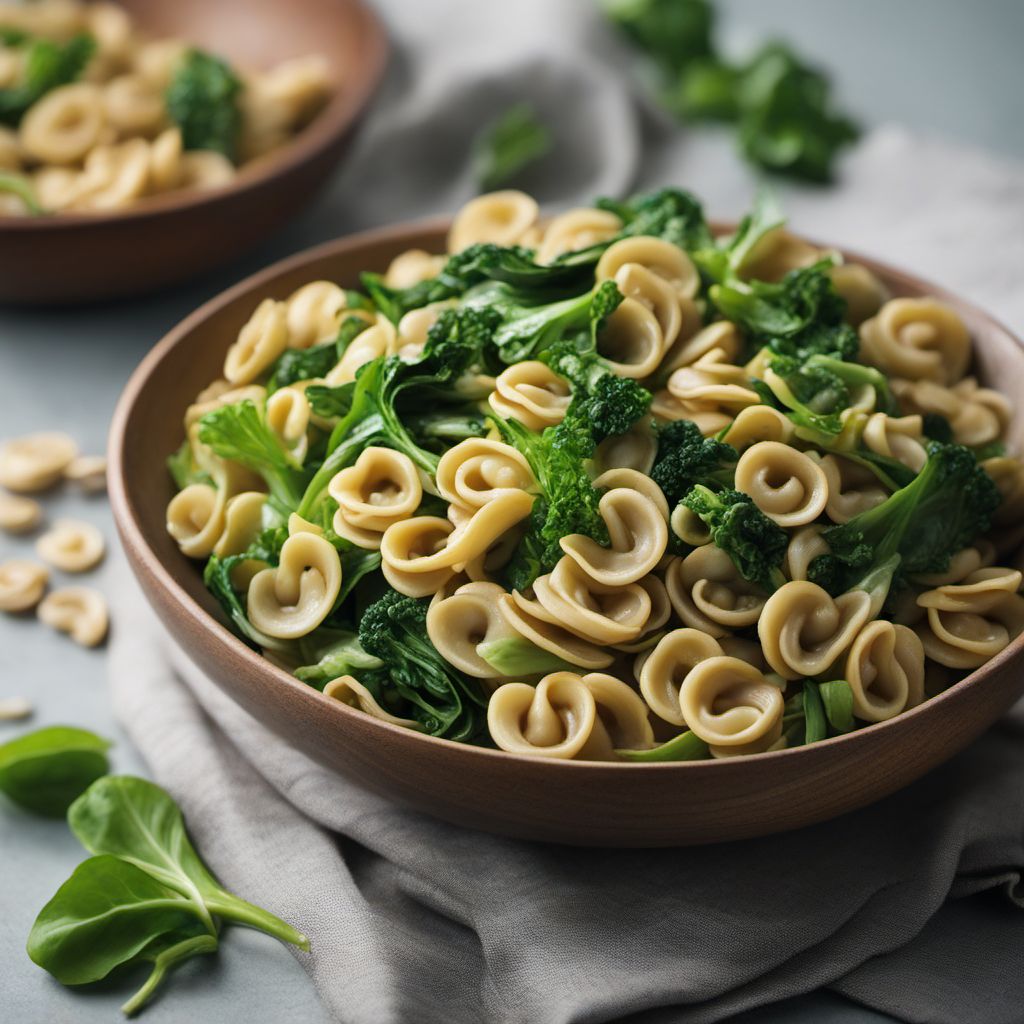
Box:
[108,219,1024,847]
[0,0,388,305]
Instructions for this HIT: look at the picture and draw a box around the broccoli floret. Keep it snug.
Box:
[583,374,653,439]
[682,484,788,590]
[166,49,242,160]
[815,441,1002,591]
[358,591,487,741]
[0,33,95,125]
[650,420,737,507]
[594,186,715,255]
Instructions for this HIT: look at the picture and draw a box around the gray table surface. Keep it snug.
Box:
[2,2,1022,1021]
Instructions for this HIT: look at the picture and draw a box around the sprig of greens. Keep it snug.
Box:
[165,49,242,161]
[28,775,308,1017]
[472,103,551,192]
[0,32,96,125]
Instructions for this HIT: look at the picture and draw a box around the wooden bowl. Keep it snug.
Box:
[108,219,1024,847]
[0,0,388,305]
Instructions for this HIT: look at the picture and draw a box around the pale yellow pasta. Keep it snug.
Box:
[384,249,446,289]
[669,503,711,547]
[0,431,78,492]
[560,487,667,586]
[103,74,165,136]
[64,454,107,492]
[323,675,421,729]
[133,38,187,89]
[592,468,669,520]
[656,297,706,372]
[37,586,108,647]
[260,55,331,125]
[738,228,821,283]
[224,299,289,384]
[719,636,769,672]
[596,236,700,299]
[20,83,105,164]
[86,2,133,61]
[32,165,80,210]
[664,546,766,637]
[535,208,622,265]
[265,386,311,462]
[615,573,672,652]
[184,383,266,430]
[284,281,349,349]
[0,126,21,169]
[519,563,647,647]
[611,263,683,353]
[639,628,724,726]
[146,128,183,191]
[178,149,235,190]
[595,295,664,379]
[487,672,597,759]
[678,656,784,753]
[859,298,971,385]
[72,137,151,210]
[758,580,872,680]
[488,361,571,430]
[784,525,829,582]
[917,567,1022,615]
[166,483,225,558]
[448,189,539,253]
[426,581,519,677]
[595,422,657,476]
[829,263,889,326]
[498,593,613,669]
[0,559,49,613]
[576,672,655,759]
[396,305,448,360]
[734,441,829,527]
[247,531,341,639]
[0,696,33,721]
[213,492,267,558]
[329,447,423,549]
[817,454,888,524]
[845,620,926,722]
[0,493,43,534]
[891,377,1010,448]
[435,439,535,509]
[325,314,397,385]
[912,543,996,587]
[35,518,105,572]
[667,348,761,413]
[380,518,456,598]
[720,405,795,452]
[862,414,927,473]
[983,456,1024,528]
[649,389,732,436]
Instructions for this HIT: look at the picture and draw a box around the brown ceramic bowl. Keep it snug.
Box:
[0,0,387,305]
[108,218,1024,847]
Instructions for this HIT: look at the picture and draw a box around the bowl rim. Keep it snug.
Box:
[108,213,1024,775]
[0,0,388,231]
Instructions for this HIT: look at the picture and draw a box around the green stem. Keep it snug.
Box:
[121,935,219,1017]
[203,895,309,951]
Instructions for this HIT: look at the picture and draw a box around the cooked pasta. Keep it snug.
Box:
[163,184,1023,760]
[0,0,332,217]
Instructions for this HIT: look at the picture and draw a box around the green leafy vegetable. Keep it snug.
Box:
[616,730,710,762]
[472,103,551,191]
[802,681,827,745]
[604,0,713,74]
[0,171,44,214]
[294,629,385,690]
[165,49,242,160]
[0,726,111,817]
[0,33,95,125]
[819,680,855,733]
[475,636,575,677]
[650,419,737,507]
[266,316,369,393]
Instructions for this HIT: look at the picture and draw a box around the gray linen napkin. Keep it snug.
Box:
[109,2,1024,1021]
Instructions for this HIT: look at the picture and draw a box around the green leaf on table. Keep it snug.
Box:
[68,776,309,949]
[472,103,551,192]
[617,730,710,762]
[0,726,111,816]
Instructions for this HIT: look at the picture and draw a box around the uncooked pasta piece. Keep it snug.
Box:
[38,586,109,647]
[36,519,105,572]
[0,432,78,492]
[0,559,49,612]
[0,493,43,533]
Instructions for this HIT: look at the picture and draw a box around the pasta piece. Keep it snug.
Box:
[614,573,673,652]
[166,483,225,559]
[384,249,446,289]
[758,580,873,680]
[783,526,829,582]
[133,38,188,90]
[0,431,78,492]
[596,236,700,299]
[891,377,1011,448]
[669,503,711,547]
[576,673,656,760]
[829,263,889,326]
[738,228,821,283]
[0,493,43,534]
[87,2,133,62]
[667,348,761,413]
[487,673,597,759]
[595,422,657,476]
[595,295,664,379]
[325,314,397,385]
[247,532,342,639]
[498,594,612,670]
[323,676,421,729]
[184,383,266,431]
[38,586,109,647]
[845,621,925,722]
[266,386,311,462]
[817,454,888,524]
[678,656,784,755]
[20,83,106,165]
[224,299,289,384]
[859,298,971,385]
[639,628,724,726]
[35,519,105,573]
[426,581,519,677]
[329,447,423,549]
[285,281,367,349]
[435,438,535,509]
[720,405,795,452]
[260,55,331,126]
[0,126,22,170]
[734,441,829,527]
[560,487,668,586]
[861,414,927,473]
[178,150,235,190]
[213,492,267,558]
[983,456,1024,528]
[0,696,33,721]
[0,560,49,613]
[535,208,622,264]
[103,75,166,137]
[488,361,571,430]
[611,263,683,353]
[448,189,539,253]
[380,517,456,598]
[664,546,766,637]
[396,305,447,360]
[592,468,669,520]
[72,138,151,210]
[912,543,996,587]
[64,454,107,493]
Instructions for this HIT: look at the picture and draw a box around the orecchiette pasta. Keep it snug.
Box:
[323,676,421,729]
[64,454,107,492]
[639,628,724,726]
[595,422,657,476]
[890,376,1011,448]
[448,189,539,253]
[845,621,925,722]
[224,299,290,384]
[488,361,572,430]
[720,405,795,452]
[665,546,766,638]
[816,454,888,524]
[536,208,622,265]
[325,313,397,385]
[35,518,105,572]
[384,249,446,289]
[329,447,423,549]
[861,414,927,473]
[0,431,78,492]
[37,586,109,647]
[435,438,535,509]
[426,581,519,677]
[0,493,43,533]
[498,594,613,670]
[487,672,598,759]
[734,441,829,527]
[0,559,49,612]
[828,263,889,326]
[596,236,700,299]
[20,83,105,165]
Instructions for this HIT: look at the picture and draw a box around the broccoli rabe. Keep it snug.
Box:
[293,629,386,691]
[165,49,242,160]
[266,316,369,393]
[358,590,487,741]
[681,484,788,591]
[809,441,1003,594]
[650,419,737,507]
[0,33,95,125]
[472,103,551,192]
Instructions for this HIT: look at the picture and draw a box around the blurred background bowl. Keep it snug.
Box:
[109,219,1024,846]
[0,0,388,305]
